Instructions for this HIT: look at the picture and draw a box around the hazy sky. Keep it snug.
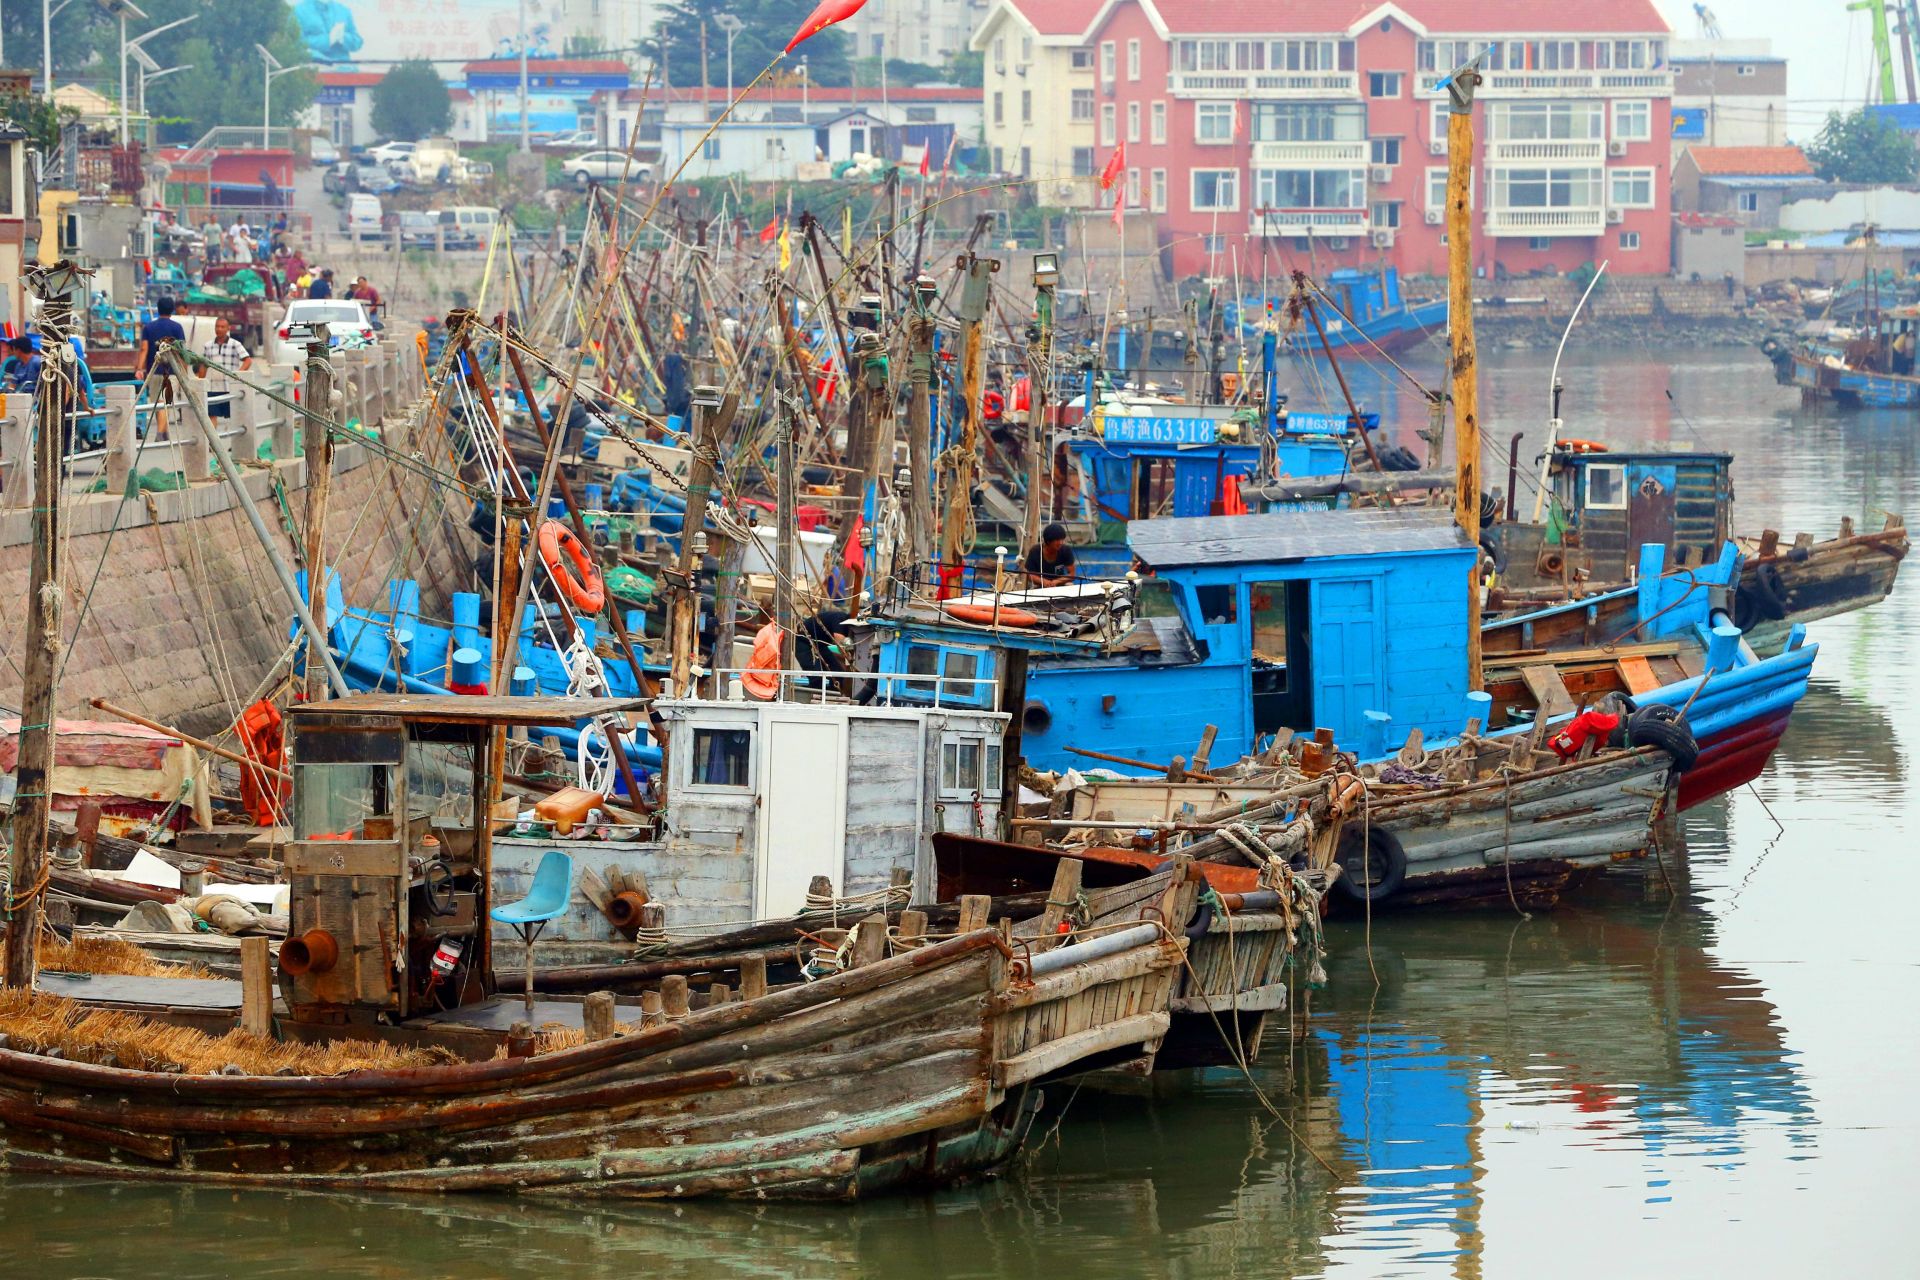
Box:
[1654,0,1888,136]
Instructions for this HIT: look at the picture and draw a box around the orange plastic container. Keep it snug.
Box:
[533,787,605,835]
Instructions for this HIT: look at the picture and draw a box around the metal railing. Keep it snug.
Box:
[1483,206,1606,236]
[708,667,1002,710]
[1250,140,1368,167]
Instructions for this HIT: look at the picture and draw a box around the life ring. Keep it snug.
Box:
[942,601,1042,627]
[1558,439,1609,453]
[742,622,782,700]
[537,519,605,614]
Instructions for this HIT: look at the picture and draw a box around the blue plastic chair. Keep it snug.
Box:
[491,850,574,1015]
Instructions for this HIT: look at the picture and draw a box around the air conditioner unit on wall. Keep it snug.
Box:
[1424,208,1443,224]
[1328,236,1350,250]
[1369,165,1391,183]
[1429,138,1446,155]
[1608,139,1628,156]
[1607,207,1624,224]
[1371,229,1395,248]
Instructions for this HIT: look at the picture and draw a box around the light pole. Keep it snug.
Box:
[43,0,78,94]
[257,44,311,149]
[714,13,743,101]
[120,10,194,144]
[129,46,191,128]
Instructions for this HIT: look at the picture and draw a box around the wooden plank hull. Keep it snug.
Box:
[1740,528,1907,656]
[0,930,1164,1200]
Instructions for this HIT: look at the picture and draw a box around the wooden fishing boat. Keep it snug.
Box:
[0,695,1190,1199]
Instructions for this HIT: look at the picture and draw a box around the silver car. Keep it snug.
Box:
[566,150,651,187]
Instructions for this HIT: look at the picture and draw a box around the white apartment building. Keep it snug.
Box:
[970,0,1100,208]
[844,0,990,66]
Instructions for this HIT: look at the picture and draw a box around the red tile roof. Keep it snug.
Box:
[317,71,382,87]
[1685,145,1815,176]
[1118,0,1669,35]
[462,59,629,75]
[1004,0,1107,37]
[1675,211,1742,228]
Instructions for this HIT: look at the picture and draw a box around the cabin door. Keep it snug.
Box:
[1626,463,1678,566]
[1308,576,1385,744]
[754,716,849,917]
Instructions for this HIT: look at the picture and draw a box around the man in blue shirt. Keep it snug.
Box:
[307,268,335,300]
[137,296,188,436]
[3,337,41,394]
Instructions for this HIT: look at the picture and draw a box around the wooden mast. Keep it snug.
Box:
[300,323,333,703]
[943,253,996,565]
[3,263,83,988]
[1444,55,1486,691]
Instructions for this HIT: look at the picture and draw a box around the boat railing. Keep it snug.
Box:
[709,666,1002,711]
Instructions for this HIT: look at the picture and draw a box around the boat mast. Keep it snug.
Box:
[1444,53,1486,690]
[3,264,82,988]
[301,323,334,703]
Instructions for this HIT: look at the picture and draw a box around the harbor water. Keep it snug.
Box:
[3,341,1914,1277]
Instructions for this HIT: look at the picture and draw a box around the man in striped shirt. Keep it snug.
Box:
[198,317,252,417]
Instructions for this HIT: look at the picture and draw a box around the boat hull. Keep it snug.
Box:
[1790,352,1920,408]
[1740,525,1907,656]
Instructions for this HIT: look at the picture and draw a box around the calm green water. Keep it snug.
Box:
[4,342,1916,1278]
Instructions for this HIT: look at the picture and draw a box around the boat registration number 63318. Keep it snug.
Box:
[1101,415,1218,446]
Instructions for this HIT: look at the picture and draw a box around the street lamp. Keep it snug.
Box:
[128,45,191,127]
[120,10,194,143]
[42,0,79,95]
[714,13,744,101]
[257,44,312,149]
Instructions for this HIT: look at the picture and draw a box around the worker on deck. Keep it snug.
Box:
[1024,523,1077,586]
[2,336,41,394]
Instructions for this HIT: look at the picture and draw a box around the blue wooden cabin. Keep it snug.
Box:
[1016,508,1476,771]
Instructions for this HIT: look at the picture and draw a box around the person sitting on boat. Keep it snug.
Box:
[3,336,41,394]
[1024,524,1077,586]
[1895,328,1915,376]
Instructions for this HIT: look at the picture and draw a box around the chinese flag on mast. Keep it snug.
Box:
[1099,141,1126,191]
[786,0,870,54]
[1111,185,1125,231]
[759,213,780,243]
[918,145,931,177]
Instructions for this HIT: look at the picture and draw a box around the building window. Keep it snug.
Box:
[1619,230,1641,250]
[873,35,885,59]
[1526,236,1551,250]
[1255,102,1365,142]
[1126,167,1141,204]
[1127,101,1141,142]
[702,137,721,160]
[1491,167,1604,209]
[1425,167,1472,210]
[1613,100,1651,142]
[1370,200,1402,228]
[1609,167,1654,208]
[1101,41,1116,84]
[993,37,1005,73]
[1586,463,1627,511]
[1370,137,1401,166]
[1022,36,1033,61]
[992,146,1003,172]
[1429,99,1450,141]
[1072,48,1093,69]
[1737,63,1756,76]
[1022,90,1033,124]
[1072,147,1095,177]
[1255,167,1364,210]
[1203,233,1228,254]
[1020,146,1031,176]
[1151,100,1167,143]
[764,137,784,160]
[1127,38,1141,80]
[1151,167,1167,211]
[1178,38,1353,73]
[993,92,1004,126]
[1101,103,1117,146]
[1737,190,1760,213]
[1489,101,1603,140]
[1195,102,1235,143]
[1191,169,1240,211]
[1071,89,1095,122]
[1367,71,1402,98]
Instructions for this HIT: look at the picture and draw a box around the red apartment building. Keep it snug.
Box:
[1071,0,1674,279]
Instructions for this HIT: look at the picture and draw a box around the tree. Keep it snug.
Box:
[371,61,452,141]
[131,0,314,143]
[1805,108,1919,184]
[0,95,81,154]
[652,0,853,89]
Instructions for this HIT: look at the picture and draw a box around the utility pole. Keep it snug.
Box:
[301,323,333,702]
[943,252,996,565]
[1022,253,1058,554]
[776,399,797,692]
[3,263,84,989]
[1444,55,1485,692]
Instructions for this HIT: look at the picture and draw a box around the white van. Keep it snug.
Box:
[437,206,500,249]
[341,193,382,237]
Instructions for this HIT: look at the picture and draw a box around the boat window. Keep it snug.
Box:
[944,648,980,690]
[1249,581,1288,677]
[1194,584,1238,625]
[1585,463,1627,511]
[294,764,390,840]
[1135,578,1180,618]
[939,732,1000,798]
[690,726,753,787]
[984,742,1003,796]
[905,643,939,692]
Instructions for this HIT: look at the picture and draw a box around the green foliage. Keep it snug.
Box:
[1568,261,1606,299]
[371,60,451,142]
[132,0,315,142]
[1805,108,1919,184]
[943,50,984,87]
[651,0,853,88]
[0,94,80,153]
[0,2,112,79]
[850,58,947,88]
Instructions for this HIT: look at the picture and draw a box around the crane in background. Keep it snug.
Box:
[1693,3,1722,39]
[1848,0,1920,104]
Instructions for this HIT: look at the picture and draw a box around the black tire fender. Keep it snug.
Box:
[1334,825,1408,904]
[1750,561,1789,619]
[1628,704,1700,773]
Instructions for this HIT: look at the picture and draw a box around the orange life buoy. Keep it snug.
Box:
[1558,439,1608,454]
[742,622,782,700]
[942,601,1042,627]
[537,519,606,614]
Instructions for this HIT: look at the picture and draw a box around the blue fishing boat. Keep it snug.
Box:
[1231,266,1447,355]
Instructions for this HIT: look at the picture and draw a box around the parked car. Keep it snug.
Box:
[395,210,440,247]
[565,150,651,187]
[340,192,383,237]
[309,136,340,166]
[351,161,399,195]
[437,205,501,249]
[321,161,355,195]
[268,299,378,367]
[462,160,495,183]
[547,128,599,150]
[366,139,417,167]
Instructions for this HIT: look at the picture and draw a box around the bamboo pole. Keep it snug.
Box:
[1445,57,1485,692]
[301,324,334,703]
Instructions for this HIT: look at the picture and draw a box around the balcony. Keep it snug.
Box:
[1418,69,1673,97]
[1251,207,1370,237]
[1485,139,1606,164]
[1484,206,1606,237]
[1251,139,1369,166]
[1171,70,1359,99]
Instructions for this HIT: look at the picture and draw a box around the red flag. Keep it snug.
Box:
[759,214,779,243]
[844,515,866,573]
[1099,141,1125,191]
[918,145,931,177]
[785,0,869,54]
[1111,186,1125,231]
[943,135,957,174]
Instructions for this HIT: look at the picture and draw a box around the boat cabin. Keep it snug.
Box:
[1501,446,1733,589]
[1018,507,1478,772]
